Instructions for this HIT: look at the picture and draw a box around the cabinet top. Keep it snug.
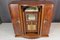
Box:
[9,1,54,5]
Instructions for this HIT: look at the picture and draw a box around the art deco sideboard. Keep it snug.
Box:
[9,0,54,39]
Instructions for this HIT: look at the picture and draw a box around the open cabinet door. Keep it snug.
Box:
[9,4,23,36]
[41,4,54,37]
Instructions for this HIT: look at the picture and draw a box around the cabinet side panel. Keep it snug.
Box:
[9,4,22,36]
[41,4,54,36]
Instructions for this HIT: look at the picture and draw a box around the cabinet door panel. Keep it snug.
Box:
[9,4,22,35]
[41,4,54,36]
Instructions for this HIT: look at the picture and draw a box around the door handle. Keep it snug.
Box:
[44,19,48,24]
[16,20,20,23]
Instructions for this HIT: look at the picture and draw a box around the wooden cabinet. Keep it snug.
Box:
[9,1,54,38]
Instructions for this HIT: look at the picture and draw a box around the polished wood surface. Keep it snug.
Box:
[9,1,54,39]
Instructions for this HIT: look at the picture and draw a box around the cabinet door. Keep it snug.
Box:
[9,4,23,36]
[41,4,54,36]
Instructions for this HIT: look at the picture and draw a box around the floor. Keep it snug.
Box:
[0,23,60,40]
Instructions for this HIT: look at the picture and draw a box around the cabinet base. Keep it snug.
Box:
[15,34,49,39]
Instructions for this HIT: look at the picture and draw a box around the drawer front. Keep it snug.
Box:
[41,4,54,36]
